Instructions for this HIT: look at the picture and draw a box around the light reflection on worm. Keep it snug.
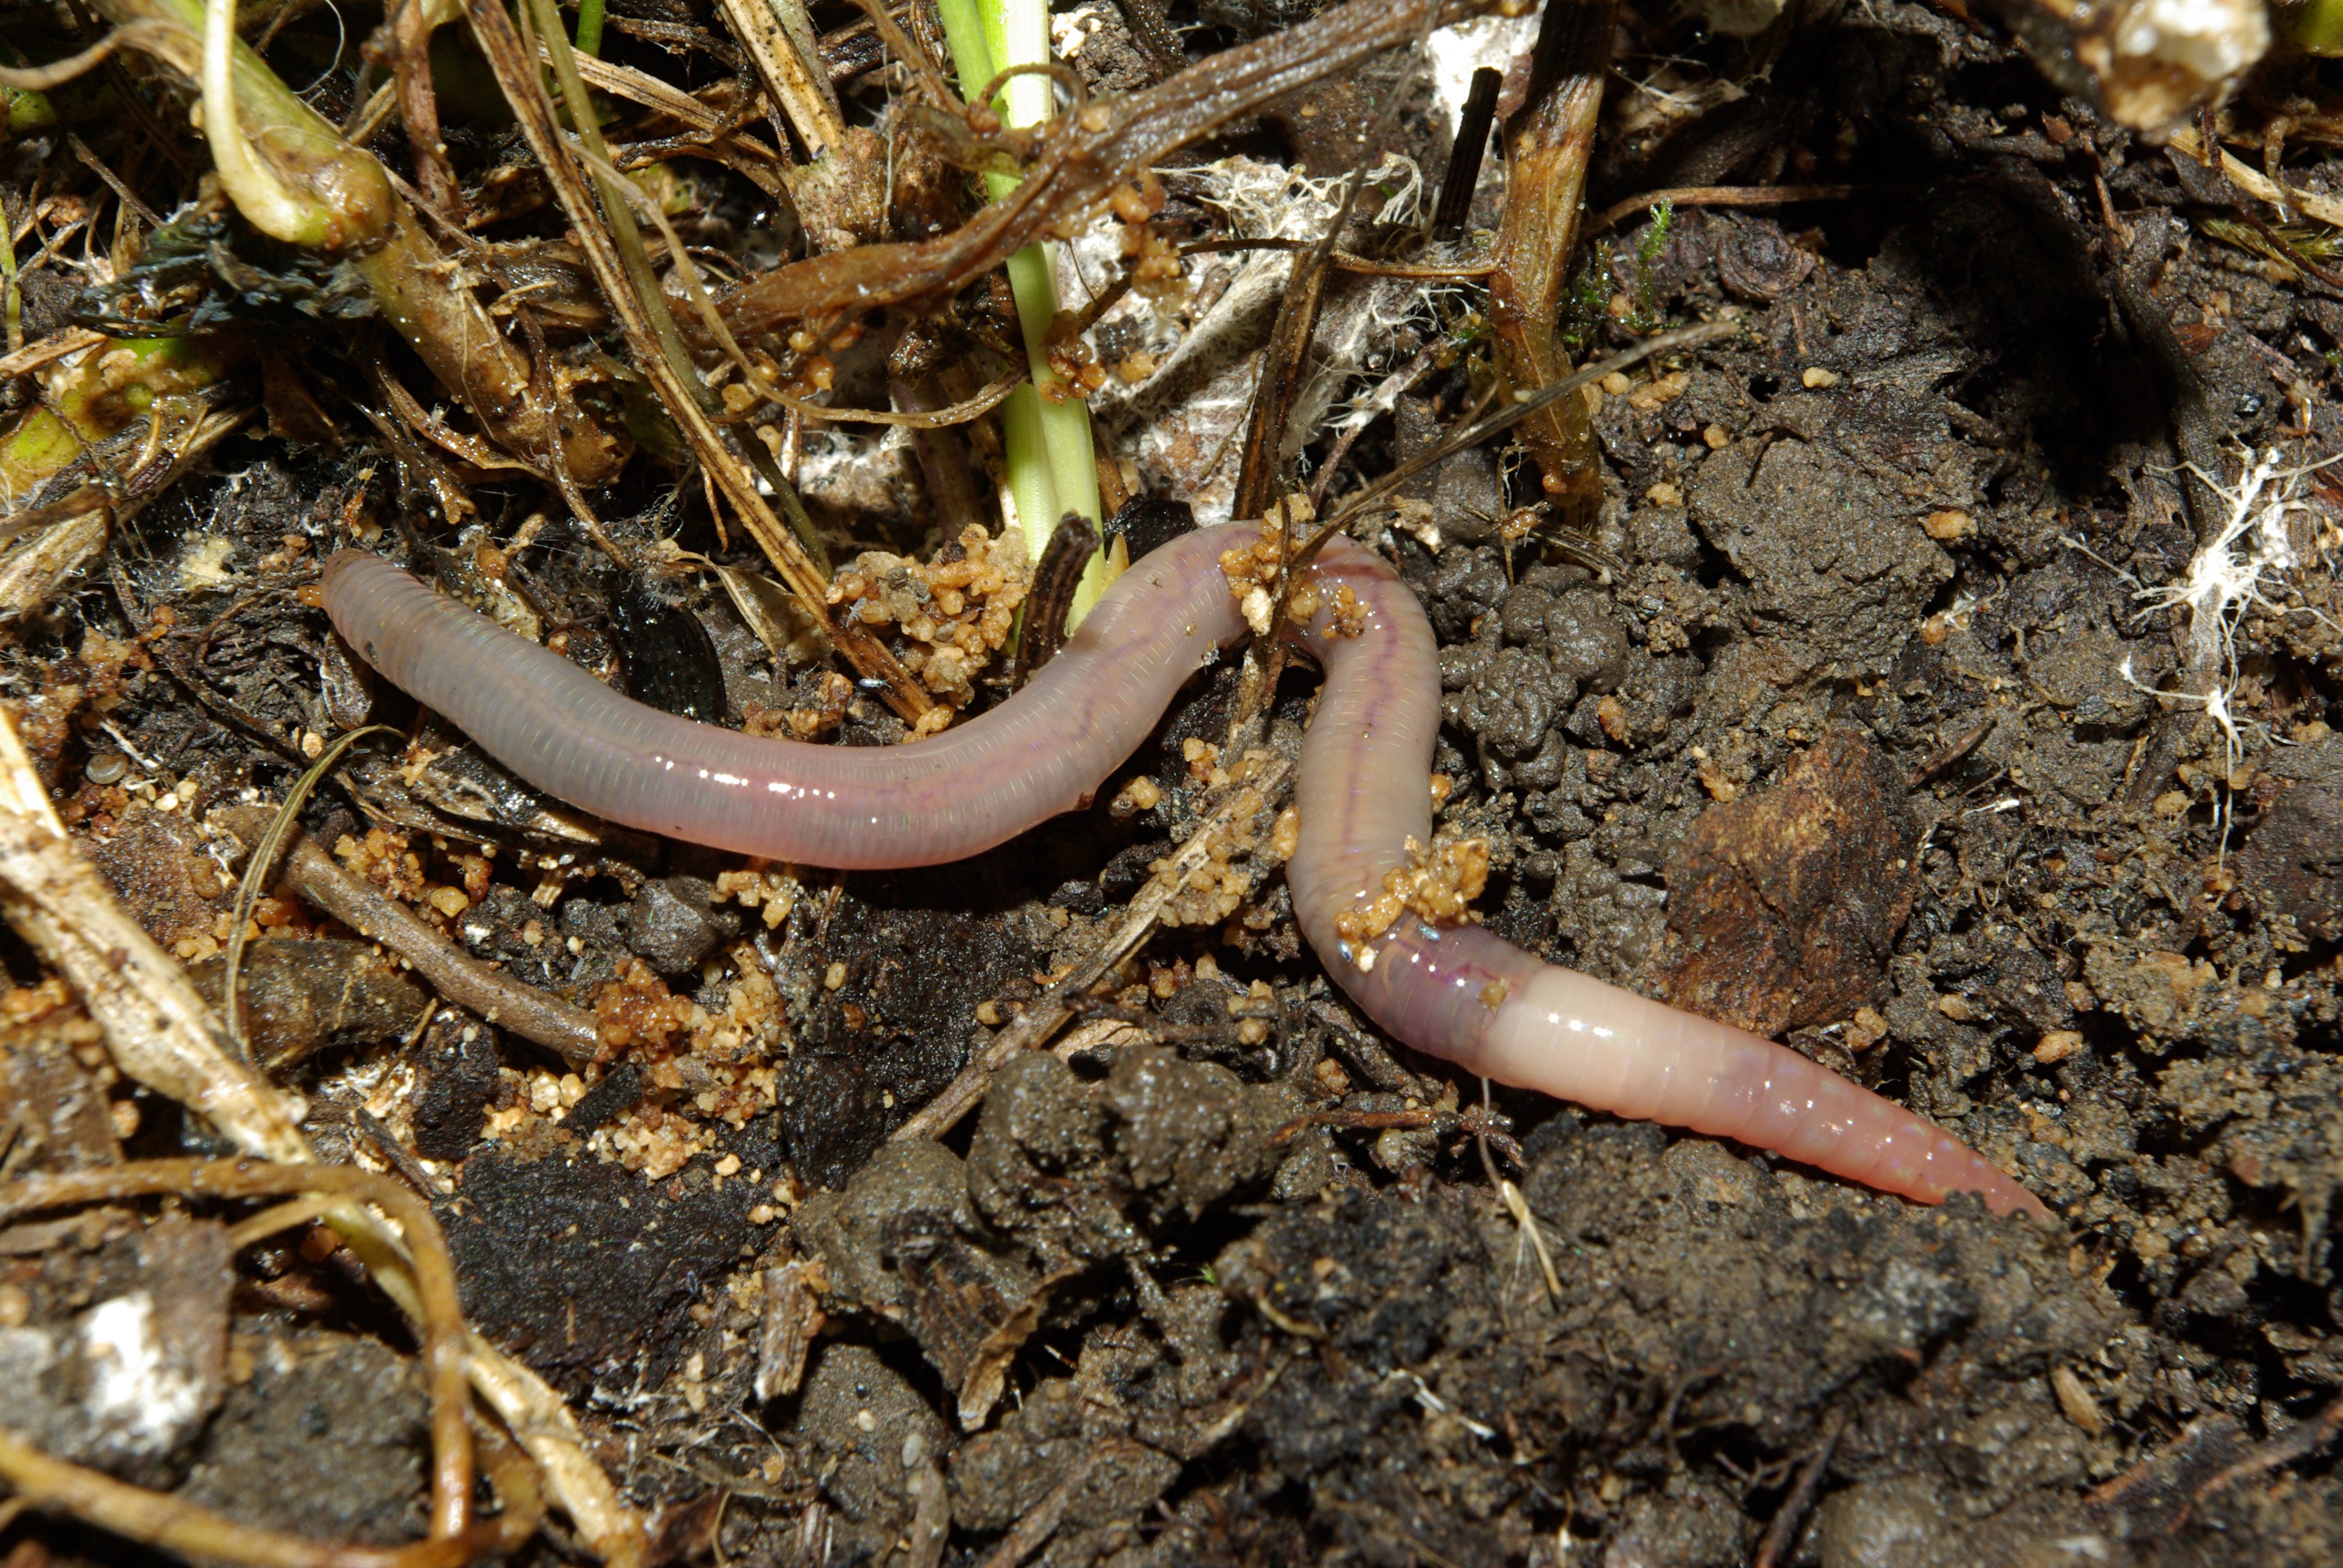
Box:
[323,529,2046,1218]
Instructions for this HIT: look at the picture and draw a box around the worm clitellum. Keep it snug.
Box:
[323,529,2048,1218]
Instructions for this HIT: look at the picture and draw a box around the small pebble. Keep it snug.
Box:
[1801,367,1842,388]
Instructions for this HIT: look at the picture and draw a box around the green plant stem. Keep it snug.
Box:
[79,0,619,482]
[933,0,994,111]
[1,187,20,356]
[936,0,1107,618]
[2285,0,2343,53]
[163,0,387,246]
[574,0,606,55]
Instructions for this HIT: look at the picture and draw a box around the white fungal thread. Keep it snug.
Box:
[2123,446,2341,861]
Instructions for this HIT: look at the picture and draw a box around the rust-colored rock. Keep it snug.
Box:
[2232,777,2343,943]
[1660,732,1919,1037]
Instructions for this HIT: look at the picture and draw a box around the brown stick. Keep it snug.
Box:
[2180,1393,2343,1526]
[1753,1408,1846,1568]
[1432,65,1501,234]
[719,0,1502,335]
[1009,512,1102,688]
[1486,0,1615,530]
[1582,183,1881,237]
[214,807,603,1069]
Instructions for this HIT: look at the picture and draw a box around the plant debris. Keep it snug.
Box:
[4,1,2343,1564]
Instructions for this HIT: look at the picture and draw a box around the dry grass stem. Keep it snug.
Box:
[0,1158,475,1540]
[1487,0,1614,531]
[460,0,936,723]
[0,707,643,1565]
[716,0,847,159]
[220,727,402,1060]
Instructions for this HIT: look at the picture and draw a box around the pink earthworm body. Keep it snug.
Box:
[323,531,2047,1218]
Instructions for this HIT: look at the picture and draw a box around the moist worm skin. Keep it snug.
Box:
[323,534,2047,1218]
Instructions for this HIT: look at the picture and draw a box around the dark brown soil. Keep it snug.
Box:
[4,1,2342,1566]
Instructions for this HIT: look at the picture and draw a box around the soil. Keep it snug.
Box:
[3,1,2342,1566]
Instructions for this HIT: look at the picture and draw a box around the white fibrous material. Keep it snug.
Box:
[2138,448,2314,678]
[2123,448,2336,819]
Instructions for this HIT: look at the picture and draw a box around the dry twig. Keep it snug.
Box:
[459,0,936,725]
[0,706,644,1566]
[719,0,1502,333]
[1487,0,1614,529]
[1582,183,1878,236]
[213,806,603,1068]
[219,726,401,1060]
[1753,1409,1847,1568]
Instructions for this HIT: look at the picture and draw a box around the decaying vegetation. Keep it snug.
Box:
[3,0,2343,1564]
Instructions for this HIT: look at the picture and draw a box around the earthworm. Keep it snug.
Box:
[322,531,2047,1218]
